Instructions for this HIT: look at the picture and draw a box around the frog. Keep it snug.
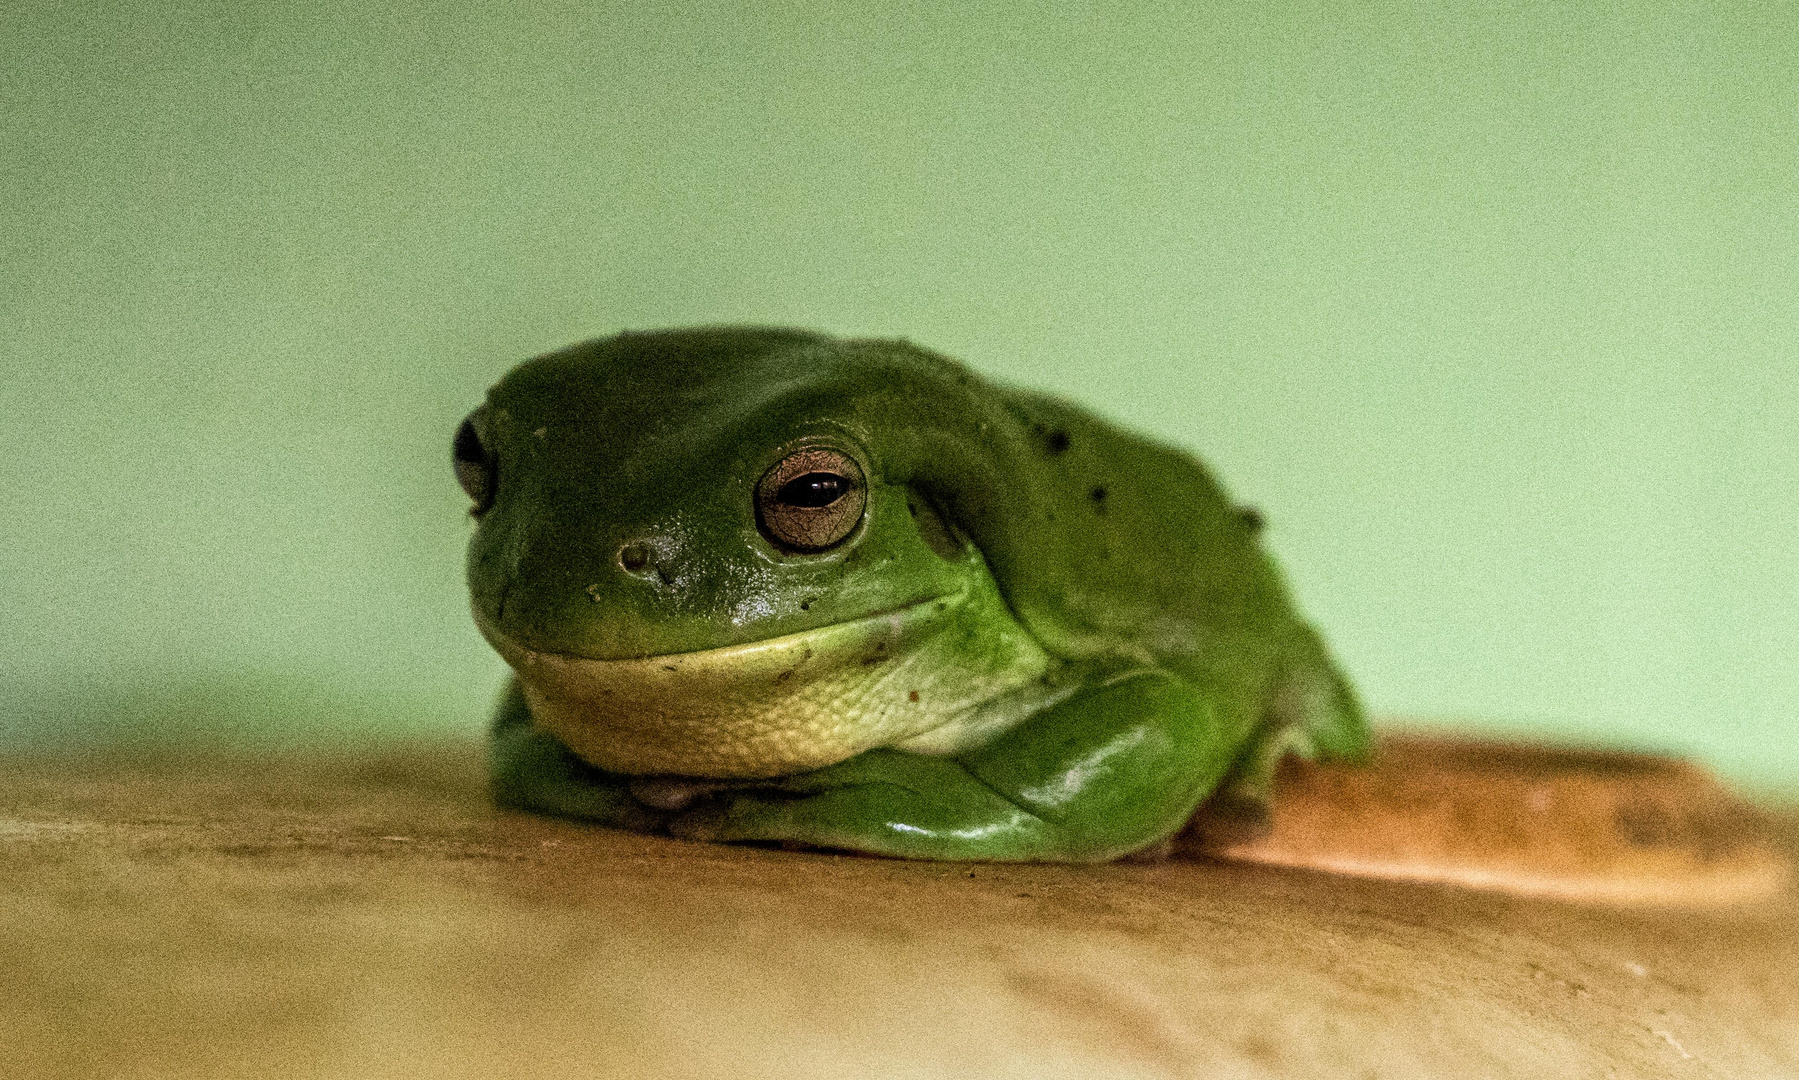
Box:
[454,327,1367,862]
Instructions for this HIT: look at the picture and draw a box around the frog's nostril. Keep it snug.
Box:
[619,542,652,573]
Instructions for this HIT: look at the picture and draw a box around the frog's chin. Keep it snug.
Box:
[474,593,996,779]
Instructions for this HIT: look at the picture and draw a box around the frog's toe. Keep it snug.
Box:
[1182,790,1274,849]
[630,776,729,811]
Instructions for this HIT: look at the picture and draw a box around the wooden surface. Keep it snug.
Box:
[2,738,1795,1080]
[1188,737,1790,906]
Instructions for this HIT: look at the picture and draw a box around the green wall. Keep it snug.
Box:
[6,1,1795,791]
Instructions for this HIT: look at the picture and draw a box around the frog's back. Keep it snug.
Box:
[978,387,1280,664]
[823,336,1366,759]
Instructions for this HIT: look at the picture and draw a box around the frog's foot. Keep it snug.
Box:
[1183,788,1275,849]
[627,776,735,812]
[671,672,1234,862]
[1181,719,1314,849]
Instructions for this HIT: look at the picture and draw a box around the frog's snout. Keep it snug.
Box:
[476,529,688,658]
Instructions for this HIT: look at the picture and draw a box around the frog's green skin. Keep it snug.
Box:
[461,327,1366,862]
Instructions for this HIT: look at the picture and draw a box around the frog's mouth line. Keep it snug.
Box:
[471,592,961,673]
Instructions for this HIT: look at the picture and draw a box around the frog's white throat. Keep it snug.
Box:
[474,582,1057,779]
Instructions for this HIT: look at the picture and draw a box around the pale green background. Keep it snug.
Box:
[5,2,1795,791]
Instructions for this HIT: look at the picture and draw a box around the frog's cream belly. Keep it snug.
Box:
[475,583,1052,778]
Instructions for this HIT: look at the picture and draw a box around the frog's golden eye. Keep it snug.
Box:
[756,447,866,553]
[453,414,496,515]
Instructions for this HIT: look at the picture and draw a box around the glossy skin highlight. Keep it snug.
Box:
[460,328,1367,862]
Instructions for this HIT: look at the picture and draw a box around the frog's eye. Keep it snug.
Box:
[756,447,866,553]
[453,415,496,515]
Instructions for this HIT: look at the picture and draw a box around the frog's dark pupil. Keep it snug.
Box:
[776,472,849,508]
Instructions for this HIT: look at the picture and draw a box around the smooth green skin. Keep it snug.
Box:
[468,328,1367,862]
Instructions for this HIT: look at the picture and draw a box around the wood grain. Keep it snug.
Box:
[2,735,1794,1079]
[1184,734,1791,906]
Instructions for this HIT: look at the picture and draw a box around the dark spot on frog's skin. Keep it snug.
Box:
[1045,429,1071,454]
[663,665,677,672]
[908,690,920,702]
[1089,485,1107,512]
[1237,505,1266,532]
[775,669,795,683]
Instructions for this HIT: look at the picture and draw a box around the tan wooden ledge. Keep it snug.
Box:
[2,733,1793,1079]
[1185,734,1790,907]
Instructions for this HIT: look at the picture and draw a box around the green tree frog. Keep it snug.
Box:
[455,328,1367,861]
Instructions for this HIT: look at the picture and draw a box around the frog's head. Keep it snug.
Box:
[455,328,1048,778]
[457,327,981,657]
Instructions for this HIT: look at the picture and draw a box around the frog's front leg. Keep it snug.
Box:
[669,672,1236,862]
[489,680,666,832]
